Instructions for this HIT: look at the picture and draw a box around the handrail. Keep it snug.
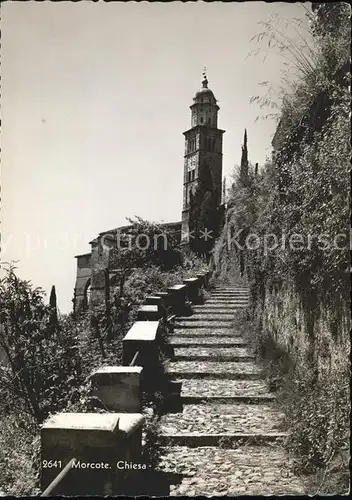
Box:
[129,350,140,366]
[41,457,77,496]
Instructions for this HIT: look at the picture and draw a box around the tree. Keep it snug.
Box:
[0,265,81,422]
[109,216,182,297]
[240,129,249,186]
[49,285,58,330]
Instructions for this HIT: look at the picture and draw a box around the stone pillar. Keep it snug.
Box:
[197,273,206,288]
[90,366,143,412]
[122,321,160,366]
[145,295,167,318]
[167,284,187,315]
[41,412,145,495]
[136,305,161,321]
[197,271,210,289]
[183,277,201,303]
[154,291,171,312]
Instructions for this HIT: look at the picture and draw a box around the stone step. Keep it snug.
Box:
[192,308,245,313]
[170,339,248,347]
[158,433,288,447]
[172,328,243,337]
[175,355,255,362]
[207,296,249,299]
[157,446,304,496]
[167,361,262,380]
[209,298,249,301]
[209,296,248,300]
[169,372,262,380]
[209,298,249,302]
[176,315,234,322]
[211,288,248,292]
[181,395,276,404]
[192,299,247,311]
[178,379,271,398]
[205,301,248,306]
[174,322,234,329]
[173,347,254,362]
[159,403,286,435]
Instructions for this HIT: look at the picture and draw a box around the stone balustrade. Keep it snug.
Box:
[40,270,209,495]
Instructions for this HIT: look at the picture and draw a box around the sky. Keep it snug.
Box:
[1,1,309,313]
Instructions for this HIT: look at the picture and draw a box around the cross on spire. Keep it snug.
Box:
[202,66,208,88]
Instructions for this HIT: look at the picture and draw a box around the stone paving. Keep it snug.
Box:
[157,286,304,495]
[179,379,272,398]
[171,337,247,346]
[167,361,262,378]
[174,347,254,359]
[158,446,304,496]
[159,403,286,434]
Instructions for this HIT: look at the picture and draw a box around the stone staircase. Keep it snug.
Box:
[156,286,304,496]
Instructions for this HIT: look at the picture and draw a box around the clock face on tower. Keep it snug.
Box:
[187,154,198,171]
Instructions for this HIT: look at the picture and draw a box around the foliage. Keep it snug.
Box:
[284,364,350,477]
[0,264,82,423]
[214,2,350,485]
[0,411,39,496]
[109,216,183,296]
[217,1,350,309]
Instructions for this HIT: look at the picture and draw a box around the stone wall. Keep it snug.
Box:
[253,281,350,378]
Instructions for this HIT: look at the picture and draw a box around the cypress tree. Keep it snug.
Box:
[240,129,249,186]
[49,285,58,330]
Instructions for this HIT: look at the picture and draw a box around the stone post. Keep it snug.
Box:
[197,273,206,288]
[136,305,161,321]
[167,284,187,315]
[122,321,160,366]
[41,412,145,495]
[90,366,143,412]
[183,277,201,303]
[144,296,167,318]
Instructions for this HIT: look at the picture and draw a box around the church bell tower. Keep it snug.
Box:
[181,71,225,241]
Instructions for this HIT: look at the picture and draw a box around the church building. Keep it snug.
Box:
[73,73,225,313]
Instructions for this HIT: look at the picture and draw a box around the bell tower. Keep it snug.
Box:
[181,71,225,241]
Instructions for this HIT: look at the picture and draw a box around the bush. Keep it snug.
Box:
[285,365,349,475]
[0,265,82,423]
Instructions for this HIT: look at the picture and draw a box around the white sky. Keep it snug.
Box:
[1,1,309,313]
